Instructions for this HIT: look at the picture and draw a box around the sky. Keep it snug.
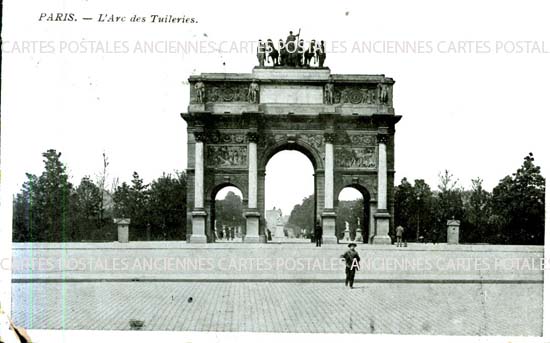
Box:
[1,0,550,217]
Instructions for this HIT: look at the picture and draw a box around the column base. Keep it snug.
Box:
[244,210,264,243]
[321,210,338,244]
[189,210,208,244]
[371,235,392,244]
[372,211,392,245]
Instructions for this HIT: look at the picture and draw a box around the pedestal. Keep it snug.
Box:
[343,229,350,241]
[447,220,460,244]
[321,211,337,244]
[244,211,263,243]
[372,211,392,244]
[113,218,130,243]
[274,225,285,239]
[189,210,208,243]
[355,229,363,242]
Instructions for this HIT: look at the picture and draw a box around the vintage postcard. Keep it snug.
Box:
[0,1,548,342]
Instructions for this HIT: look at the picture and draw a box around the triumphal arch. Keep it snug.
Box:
[182,34,401,244]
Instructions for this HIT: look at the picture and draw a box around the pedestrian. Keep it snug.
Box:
[314,219,322,247]
[340,243,360,289]
[396,225,404,247]
[224,226,230,241]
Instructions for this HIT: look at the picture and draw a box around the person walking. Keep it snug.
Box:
[314,219,322,247]
[396,225,405,247]
[340,243,361,289]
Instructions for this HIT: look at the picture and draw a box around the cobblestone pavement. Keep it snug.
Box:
[11,281,542,336]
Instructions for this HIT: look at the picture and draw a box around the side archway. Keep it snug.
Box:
[336,184,372,243]
[207,183,245,242]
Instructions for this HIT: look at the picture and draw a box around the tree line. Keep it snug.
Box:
[394,153,545,245]
[12,149,187,242]
[287,153,545,245]
[12,150,545,245]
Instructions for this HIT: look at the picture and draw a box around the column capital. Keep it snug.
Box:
[247,131,260,143]
[376,133,389,145]
[323,132,337,144]
[193,131,208,142]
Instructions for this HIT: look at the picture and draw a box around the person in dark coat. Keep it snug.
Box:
[314,219,322,247]
[340,243,361,288]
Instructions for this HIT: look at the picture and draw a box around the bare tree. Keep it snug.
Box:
[95,151,110,229]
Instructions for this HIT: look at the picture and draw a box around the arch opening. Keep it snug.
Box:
[264,149,315,242]
[209,185,245,242]
[337,185,371,243]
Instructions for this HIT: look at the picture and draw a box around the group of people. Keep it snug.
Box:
[216,226,237,241]
[257,30,327,68]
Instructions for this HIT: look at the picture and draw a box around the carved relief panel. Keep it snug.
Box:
[190,82,251,104]
[336,133,377,169]
[336,147,376,169]
[329,84,393,105]
[206,146,248,168]
[205,131,248,168]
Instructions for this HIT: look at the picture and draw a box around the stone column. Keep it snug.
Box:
[372,131,392,244]
[321,132,337,244]
[368,200,377,243]
[190,131,207,243]
[244,131,262,242]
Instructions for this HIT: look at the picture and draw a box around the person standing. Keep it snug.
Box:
[396,225,405,247]
[314,219,322,247]
[340,243,360,288]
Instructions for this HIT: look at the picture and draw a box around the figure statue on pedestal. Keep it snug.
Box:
[378,83,389,103]
[257,40,266,67]
[355,217,363,242]
[317,40,326,67]
[324,80,334,105]
[285,29,301,67]
[194,81,205,103]
[286,29,300,44]
[248,81,260,103]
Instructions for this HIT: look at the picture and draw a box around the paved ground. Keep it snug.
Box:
[9,242,544,336]
[11,281,542,335]
[11,243,544,282]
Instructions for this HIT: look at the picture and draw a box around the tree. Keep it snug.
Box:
[215,191,245,229]
[112,172,149,240]
[33,150,73,241]
[491,153,545,244]
[71,176,103,241]
[148,172,187,240]
[461,178,491,243]
[12,176,37,242]
[94,152,113,231]
[288,195,315,237]
[434,170,464,242]
[394,178,436,242]
[394,178,415,239]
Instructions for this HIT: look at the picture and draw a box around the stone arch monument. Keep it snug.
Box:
[182,62,401,244]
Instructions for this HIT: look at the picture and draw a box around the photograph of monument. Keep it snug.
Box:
[0,1,547,342]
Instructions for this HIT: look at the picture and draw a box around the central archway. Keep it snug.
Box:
[258,141,323,242]
[264,149,315,242]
